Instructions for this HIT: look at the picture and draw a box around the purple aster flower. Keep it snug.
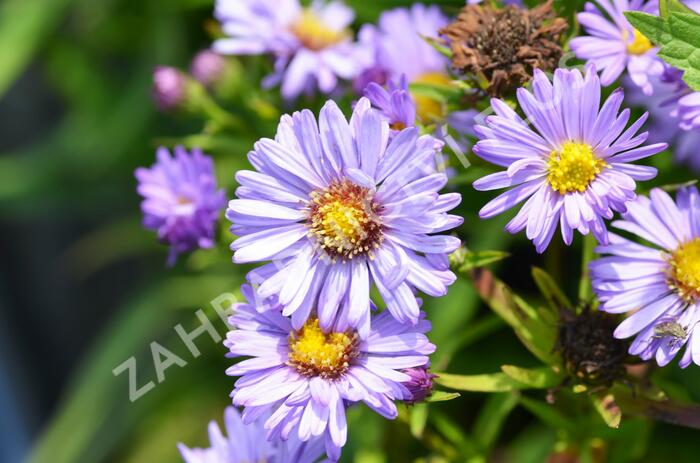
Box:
[624,72,700,171]
[401,367,436,404]
[225,285,435,461]
[570,0,665,95]
[213,0,361,99]
[153,66,187,111]
[672,91,700,130]
[178,406,325,463]
[356,4,454,124]
[363,75,417,132]
[590,187,700,368]
[136,146,226,265]
[472,67,667,252]
[227,98,462,335]
[191,50,226,88]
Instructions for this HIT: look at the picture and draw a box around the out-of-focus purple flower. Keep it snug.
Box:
[472,67,667,252]
[624,70,700,171]
[214,0,361,99]
[402,367,436,404]
[672,92,700,130]
[570,0,664,95]
[178,407,325,463]
[591,186,700,368]
[153,66,187,111]
[227,98,462,335]
[363,75,417,131]
[136,146,226,265]
[357,4,449,84]
[190,50,226,88]
[225,285,435,461]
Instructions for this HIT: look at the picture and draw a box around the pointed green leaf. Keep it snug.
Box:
[425,391,461,403]
[532,266,572,312]
[435,372,533,392]
[625,11,700,91]
[500,365,563,389]
[409,403,429,438]
[452,249,510,272]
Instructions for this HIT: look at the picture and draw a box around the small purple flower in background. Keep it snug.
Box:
[213,0,361,99]
[472,67,667,252]
[570,0,664,95]
[672,91,700,130]
[153,66,187,111]
[624,71,700,171]
[590,187,700,368]
[225,285,435,461]
[136,147,226,266]
[190,50,226,88]
[402,367,436,404]
[363,75,417,132]
[227,98,462,334]
[356,4,452,123]
[178,406,325,463]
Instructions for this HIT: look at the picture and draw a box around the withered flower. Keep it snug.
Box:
[556,307,627,387]
[440,0,567,96]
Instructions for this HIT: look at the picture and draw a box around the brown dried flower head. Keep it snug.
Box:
[440,0,568,97]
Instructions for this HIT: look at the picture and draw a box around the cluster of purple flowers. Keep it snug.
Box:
[131,0,700,460]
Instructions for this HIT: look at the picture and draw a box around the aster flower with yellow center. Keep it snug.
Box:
[591,187,700,368]
[472,67,666,252]
[225,285,435,462]
[570,0,665,95]
[214,0,362,99]
[227,98,462,335]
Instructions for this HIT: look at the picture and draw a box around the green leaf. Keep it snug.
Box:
[469,268,559,364]
[625,11,700,91]
[426,391,462,403]
[659,0,696,18]
[519,396,576,433]
[451,248,511,272]
[435,372,537,392]
[472,392,520,452]
[591,393,622,429]
[500,365,563,389]
[532,266,572,313]
[409,403,429,438]
[578,234,597,302]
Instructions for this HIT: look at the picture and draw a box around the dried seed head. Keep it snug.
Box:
[440,0,568,97]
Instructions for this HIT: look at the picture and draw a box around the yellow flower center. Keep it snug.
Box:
[546,142,607,195]
[668,238,700,302]
[288,318,359,379]
[307,179,383,261]
[627,28,654,55]
[291,9,349,51]
[411,72,452,124]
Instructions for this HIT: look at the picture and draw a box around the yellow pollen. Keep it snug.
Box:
[308,179,382,261]
[627,28,654,55]
[287,318,358,379]
[411,72,453,124]
[669,238,700,302]
[546,142,607,195]
[291,9,349,51]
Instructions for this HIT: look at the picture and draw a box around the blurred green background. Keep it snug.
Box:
[2,0,700,462]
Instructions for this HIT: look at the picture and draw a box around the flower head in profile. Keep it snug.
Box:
[570,0,664,95]
[190,50,226,88]
[590,187,700,368]
[178,406,325,463]
[227,98,462,335]
[363,75,417,132]
[225,285,435,461]
[472,67,666,252]
[136,147,226,265]
[214,0,360,99]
